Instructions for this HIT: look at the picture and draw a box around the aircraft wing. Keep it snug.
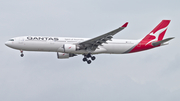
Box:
[78,22,128,51]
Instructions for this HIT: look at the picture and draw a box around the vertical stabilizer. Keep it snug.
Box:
[142,20,170,45]
[129,20,171,53]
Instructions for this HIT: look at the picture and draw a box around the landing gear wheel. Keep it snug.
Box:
[87,60,91,64]
[83,58,87,62]
[91,56,96,60]
[20,54,24,57]
[20,50,24,57]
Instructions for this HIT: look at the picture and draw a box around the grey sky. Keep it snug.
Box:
[0,0,180,101]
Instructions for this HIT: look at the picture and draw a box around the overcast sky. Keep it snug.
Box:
[0,0,180,101]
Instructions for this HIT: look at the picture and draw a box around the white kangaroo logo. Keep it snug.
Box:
[145,27,167,45]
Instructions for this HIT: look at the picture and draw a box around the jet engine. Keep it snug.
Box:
[57,52,76,59]
[63,44,80,53]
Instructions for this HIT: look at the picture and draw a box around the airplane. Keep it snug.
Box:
[5,20,174,64]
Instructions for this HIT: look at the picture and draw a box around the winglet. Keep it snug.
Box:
[121,22,128,27]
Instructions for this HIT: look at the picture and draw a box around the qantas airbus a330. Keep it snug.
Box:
[5,20,174,64]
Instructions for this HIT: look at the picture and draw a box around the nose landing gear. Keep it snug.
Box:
[20,50,24,57]
[82,53,96,64]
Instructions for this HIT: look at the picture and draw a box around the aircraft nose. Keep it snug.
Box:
[5,41,11,47]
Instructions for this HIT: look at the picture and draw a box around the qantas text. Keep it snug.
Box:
[27,37,59,41]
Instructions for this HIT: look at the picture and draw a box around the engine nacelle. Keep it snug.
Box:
[57,52,76,59]
[64,44,78,53]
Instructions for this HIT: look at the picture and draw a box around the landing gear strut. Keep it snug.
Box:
[20,50,24,57]
[82,53,96,64]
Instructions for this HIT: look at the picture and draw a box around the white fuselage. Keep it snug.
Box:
[5,36,140,54]
[4,20,173,64]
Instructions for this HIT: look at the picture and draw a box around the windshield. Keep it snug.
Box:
[9,39,14,41]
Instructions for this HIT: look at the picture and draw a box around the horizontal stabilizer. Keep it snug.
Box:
[152,37,175,46]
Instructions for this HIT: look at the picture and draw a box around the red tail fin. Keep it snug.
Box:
[142,20,170,44]
[129,20,171,53]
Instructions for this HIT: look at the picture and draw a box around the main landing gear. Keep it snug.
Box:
[20,50,24,57]
[82,53,96,64]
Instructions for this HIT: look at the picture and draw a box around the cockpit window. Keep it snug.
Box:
[9,39,14,41]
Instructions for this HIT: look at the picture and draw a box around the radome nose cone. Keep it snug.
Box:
[5,41,10,47]
[5,41,8,46]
